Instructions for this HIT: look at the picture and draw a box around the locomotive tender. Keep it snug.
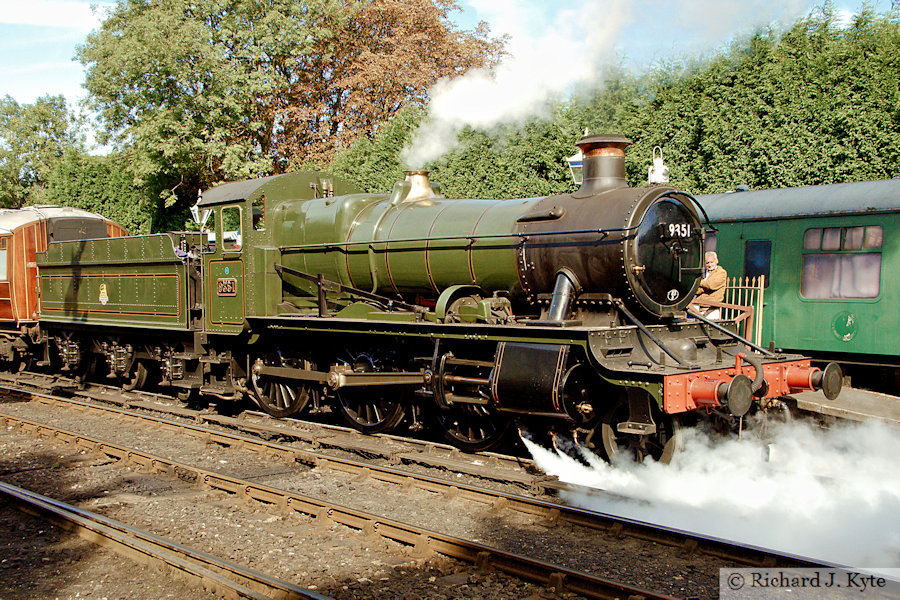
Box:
[31,135,841,462]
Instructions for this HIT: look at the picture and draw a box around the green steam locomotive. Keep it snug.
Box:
[32,135,840,462]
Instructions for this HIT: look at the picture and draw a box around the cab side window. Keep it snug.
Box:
[221,206,242,251]
[252,194,265,232]
[202,210,217,253]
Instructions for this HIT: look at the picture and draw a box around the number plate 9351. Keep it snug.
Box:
[217,278,237,296]
[665,223,692,238]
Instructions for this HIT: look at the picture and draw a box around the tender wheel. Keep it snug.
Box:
[122,360,151,391]
[436,402,511,453]
[250,356,316,418]
[72,354,98,384]
[336,388,406,433]
[599,399,682,464]
[175,387,199,404]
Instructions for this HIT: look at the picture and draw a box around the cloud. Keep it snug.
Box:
[0,0,111,30]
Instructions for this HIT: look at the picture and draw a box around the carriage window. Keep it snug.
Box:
[864,226,883,248]
[704,231,717,253]
[801,225,882,299]
[844,227,865,250]
[803,228,821,250]
[744,240,771,287]
[221,206,242,251]
[821,228,841,250]
[0,238,7,280]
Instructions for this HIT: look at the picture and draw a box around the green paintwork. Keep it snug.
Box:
[205,258,245,332]
[37,233,194,330]
[711,213,898,358]
[277,194,539,301]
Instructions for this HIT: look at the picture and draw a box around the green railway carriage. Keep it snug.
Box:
[697,179,900,390]
[28,135,841,463]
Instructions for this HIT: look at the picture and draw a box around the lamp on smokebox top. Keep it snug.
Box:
[567,142,670,186]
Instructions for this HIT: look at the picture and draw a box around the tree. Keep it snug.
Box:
[621,6,900,192]
[78,0,503,221]
[277,0,504,169]
[0,95,84,208]
[44,152,158,234]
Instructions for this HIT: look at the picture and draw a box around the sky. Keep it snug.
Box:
[0,0,894,118]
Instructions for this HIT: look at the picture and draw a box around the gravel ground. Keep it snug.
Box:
[0,395,722,599]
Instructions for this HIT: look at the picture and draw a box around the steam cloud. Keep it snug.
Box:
[401,0,631,168]
[402,0,816,168]
[524,418,900,569]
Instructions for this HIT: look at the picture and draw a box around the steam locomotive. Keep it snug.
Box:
[14,135,842,463]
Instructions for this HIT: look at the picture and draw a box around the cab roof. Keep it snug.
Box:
[197,171,362,208]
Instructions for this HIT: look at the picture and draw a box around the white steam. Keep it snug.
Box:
[524,419,900,569]
[403,0,818,168]
[401,0,632,168]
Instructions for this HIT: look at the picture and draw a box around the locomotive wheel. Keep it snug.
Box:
[436,403,511,453]
[336,388,406,433]
[250,356,315,418]
[599,399,682,464]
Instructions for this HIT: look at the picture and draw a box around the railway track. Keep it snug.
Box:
[3,369,554,491]
[1,405,686,600]
[0,480,329,600]
[0,374,833,570]
[0,375,837,593]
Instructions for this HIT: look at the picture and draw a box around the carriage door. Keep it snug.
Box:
[205,204,245,334]
[738,222,775,346]
[0,237,11,321]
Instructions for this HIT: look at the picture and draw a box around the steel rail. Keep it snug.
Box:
[0,480,330,600]
[5,370,550,488]
[0,411,682,600]
[1,388,831,571]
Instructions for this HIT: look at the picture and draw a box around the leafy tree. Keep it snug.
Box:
[622,6,900,192]
[44,152,159,234]
[78,0,503,222]
[278,0,504,169]
[327,105,427,192]
[428,115,580,199]
[0,95,84,208]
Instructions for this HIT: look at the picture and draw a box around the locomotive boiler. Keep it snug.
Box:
[32,134,842,463]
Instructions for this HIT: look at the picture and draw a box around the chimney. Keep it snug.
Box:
[572,134,631,198]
